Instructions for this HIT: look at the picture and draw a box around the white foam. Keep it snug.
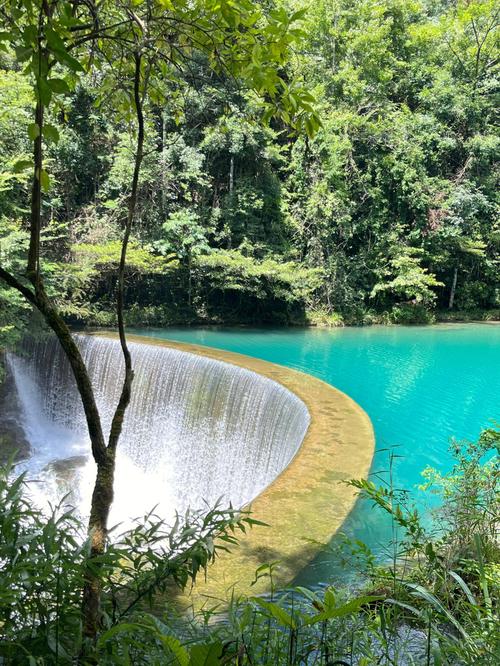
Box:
[8,335,309,528]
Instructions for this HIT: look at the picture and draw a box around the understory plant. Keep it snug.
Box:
[345,427,499,665]
[0,428,498,664]
[0,459,261,664]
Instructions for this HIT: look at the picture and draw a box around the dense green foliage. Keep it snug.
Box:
[1,429,498,664]
[0,0,498,333]
[0,3,497,663]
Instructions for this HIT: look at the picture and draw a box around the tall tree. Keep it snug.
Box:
[0,0,318,641]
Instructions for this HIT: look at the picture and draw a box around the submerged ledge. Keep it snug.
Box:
[99,332,375,603]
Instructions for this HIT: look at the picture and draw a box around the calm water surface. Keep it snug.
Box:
[129,324,499,580]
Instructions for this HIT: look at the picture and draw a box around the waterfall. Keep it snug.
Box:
[7,335,309,527]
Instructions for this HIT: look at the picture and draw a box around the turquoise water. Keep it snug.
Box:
[129,324,499,579]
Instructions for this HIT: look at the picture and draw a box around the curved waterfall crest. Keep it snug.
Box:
[7,334,310,526]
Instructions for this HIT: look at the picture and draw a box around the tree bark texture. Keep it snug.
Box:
[449,266,458,309]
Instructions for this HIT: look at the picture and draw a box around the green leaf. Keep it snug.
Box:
[22,25,38,45]
[159,635,189,665]
[15,45,32,62]
[404,582,469,639]
[251,598,296,629]
[433,647,444,666]
[42,124,60,144]
[37,79,52,106]
[48,78,70,94]
[47,632,71,659]
[324,587,336,609]
[39,169,50,192]
[294,586,322,605]
[448,570,477,606]
[96,622,147,649]
[28,123,40,141]
[45,27,66,52]
[304,596,383,625]
[291,8,308,22]
[189,641,223,666]
[53,47,84,73]
[13,159,33,173]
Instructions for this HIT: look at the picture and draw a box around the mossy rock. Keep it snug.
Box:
[0,355,31,463]
[0,432,30,463]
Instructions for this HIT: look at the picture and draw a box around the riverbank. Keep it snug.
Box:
[81,304,500,330]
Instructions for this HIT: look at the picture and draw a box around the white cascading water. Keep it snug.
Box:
[7,335,309,528]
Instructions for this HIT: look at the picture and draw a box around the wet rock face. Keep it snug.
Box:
[0,355,31,463]
[44,455,88,491]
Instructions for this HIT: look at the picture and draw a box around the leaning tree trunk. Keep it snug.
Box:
[0,41,146,647]
[0,63,109,645]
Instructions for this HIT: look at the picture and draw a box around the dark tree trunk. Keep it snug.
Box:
[82,49,144,639]
[0,38,146,648]
[82,454,115,636]
[449,266,458,309]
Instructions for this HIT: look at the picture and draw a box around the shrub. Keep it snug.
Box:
[0,460,258,663]
[389,303,436,325]
[306,309,345,327]
[1,429,498,664]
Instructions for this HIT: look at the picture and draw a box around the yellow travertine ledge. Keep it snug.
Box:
[100,332,375,606]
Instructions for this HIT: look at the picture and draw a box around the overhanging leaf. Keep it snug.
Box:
[28,123,40,140]
[48,78,70,94]
[39,168,50,192]
[304,595,383,625]
[13,159,33,173]
[189,641,224,666]
[251,597,296,629]
[42,124,60,144]
[37,79,52,106]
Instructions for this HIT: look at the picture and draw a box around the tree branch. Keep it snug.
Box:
[0,267,37,305]
[107,48,146,454]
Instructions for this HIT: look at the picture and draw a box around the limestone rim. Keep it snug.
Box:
[95,331,375,605]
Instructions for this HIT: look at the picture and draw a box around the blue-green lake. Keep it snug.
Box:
[129,324,499,581]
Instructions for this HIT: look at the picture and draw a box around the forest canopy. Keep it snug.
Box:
[0,0,498,342]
